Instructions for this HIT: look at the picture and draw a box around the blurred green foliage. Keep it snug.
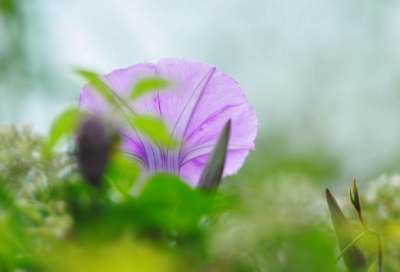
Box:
[338,175,400,272]
[0,0,29,90]
[211,174,339,272]
[226,132,340,186]
[0,97,393,272]
[0,0,18,16]
[0,120,349,272]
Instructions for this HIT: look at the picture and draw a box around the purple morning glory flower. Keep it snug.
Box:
[79,58,258,187]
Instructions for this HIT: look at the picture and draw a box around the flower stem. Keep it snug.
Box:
[335,230,382,272]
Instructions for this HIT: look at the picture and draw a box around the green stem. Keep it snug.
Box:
[335,230,383,272]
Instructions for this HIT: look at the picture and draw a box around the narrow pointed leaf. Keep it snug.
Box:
[131,77,170,100]
[197,120,231,190]
[76,69,118,106]
[326,189,367,271]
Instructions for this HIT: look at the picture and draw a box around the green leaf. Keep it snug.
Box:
[76,69,117,105]
[367,260,378,272]
[106,153,140,195]
[139,174,194,204]
[138,174,196,230]
[137,174,214,232]
[326,189,367,272]
[131,77,170,100]
[197,120,231,190]
[131,115,175,147]
[47,106,81,148]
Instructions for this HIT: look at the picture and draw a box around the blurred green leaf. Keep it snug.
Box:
[138,174,213,232]
[47,106,81,149]
[106,153,140,195]
[0,0,17,15]
[76,70,118,106]
[326,189,367,271]
[367,260,378,272]
[131,77,170,100]
[132,115,175,147]
[139,174,194,204]
[198,120,230,190]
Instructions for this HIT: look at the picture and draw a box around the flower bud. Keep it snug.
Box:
[197,120,231,190]
[350,178,361,214]
[77,118,112,186]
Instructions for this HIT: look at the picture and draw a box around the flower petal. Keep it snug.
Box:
[179,154,209,187]
[155,59,257,183]
[181,71,257,154]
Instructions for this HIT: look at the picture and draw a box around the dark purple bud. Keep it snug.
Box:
[77,118,112,186]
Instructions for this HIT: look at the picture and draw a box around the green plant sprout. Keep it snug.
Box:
[334,179,383,272]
